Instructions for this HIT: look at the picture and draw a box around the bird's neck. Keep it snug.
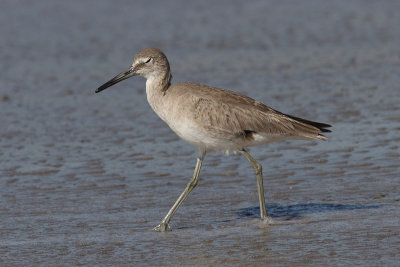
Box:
[145,73,171,120]
[145,70,171,94]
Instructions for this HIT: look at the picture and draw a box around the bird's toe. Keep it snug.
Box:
[153,222,171,232]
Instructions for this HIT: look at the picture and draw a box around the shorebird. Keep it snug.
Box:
[96,48,331,232]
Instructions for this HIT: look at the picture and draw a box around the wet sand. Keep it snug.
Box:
[1,0,399,265]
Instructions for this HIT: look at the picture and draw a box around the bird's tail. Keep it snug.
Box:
[285,114,332,141]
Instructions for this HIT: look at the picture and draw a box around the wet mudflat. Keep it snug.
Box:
[1,0,399,265]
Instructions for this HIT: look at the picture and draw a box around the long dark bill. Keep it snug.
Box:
[95,67,136,93]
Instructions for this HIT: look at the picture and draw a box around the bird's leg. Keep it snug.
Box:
[153,152,205,232]
[240,149,269,220]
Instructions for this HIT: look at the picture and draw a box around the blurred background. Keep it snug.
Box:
[1,0,399,265]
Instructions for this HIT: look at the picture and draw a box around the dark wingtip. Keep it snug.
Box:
[285,114,332,133]
[318,123,332,133]
[321,128,331,133]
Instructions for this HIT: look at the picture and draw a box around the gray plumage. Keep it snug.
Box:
[96,47,331,231]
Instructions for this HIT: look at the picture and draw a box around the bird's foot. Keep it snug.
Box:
[260,216,273,225]
[153,222,171,232]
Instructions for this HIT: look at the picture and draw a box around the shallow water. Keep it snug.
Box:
[1,0,400,265]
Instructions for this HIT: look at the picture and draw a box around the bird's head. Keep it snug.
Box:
[96,48,171,93]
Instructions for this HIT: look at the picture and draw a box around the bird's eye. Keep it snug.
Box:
[145,58,152,63]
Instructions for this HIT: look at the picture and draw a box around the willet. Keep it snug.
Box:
[96,48,331,231]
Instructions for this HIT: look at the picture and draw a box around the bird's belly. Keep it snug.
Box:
[165,119,278,152]
[168,119,299,152]
[166,119,234,151]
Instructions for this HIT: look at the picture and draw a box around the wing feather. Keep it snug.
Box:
[173,82,331,141]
